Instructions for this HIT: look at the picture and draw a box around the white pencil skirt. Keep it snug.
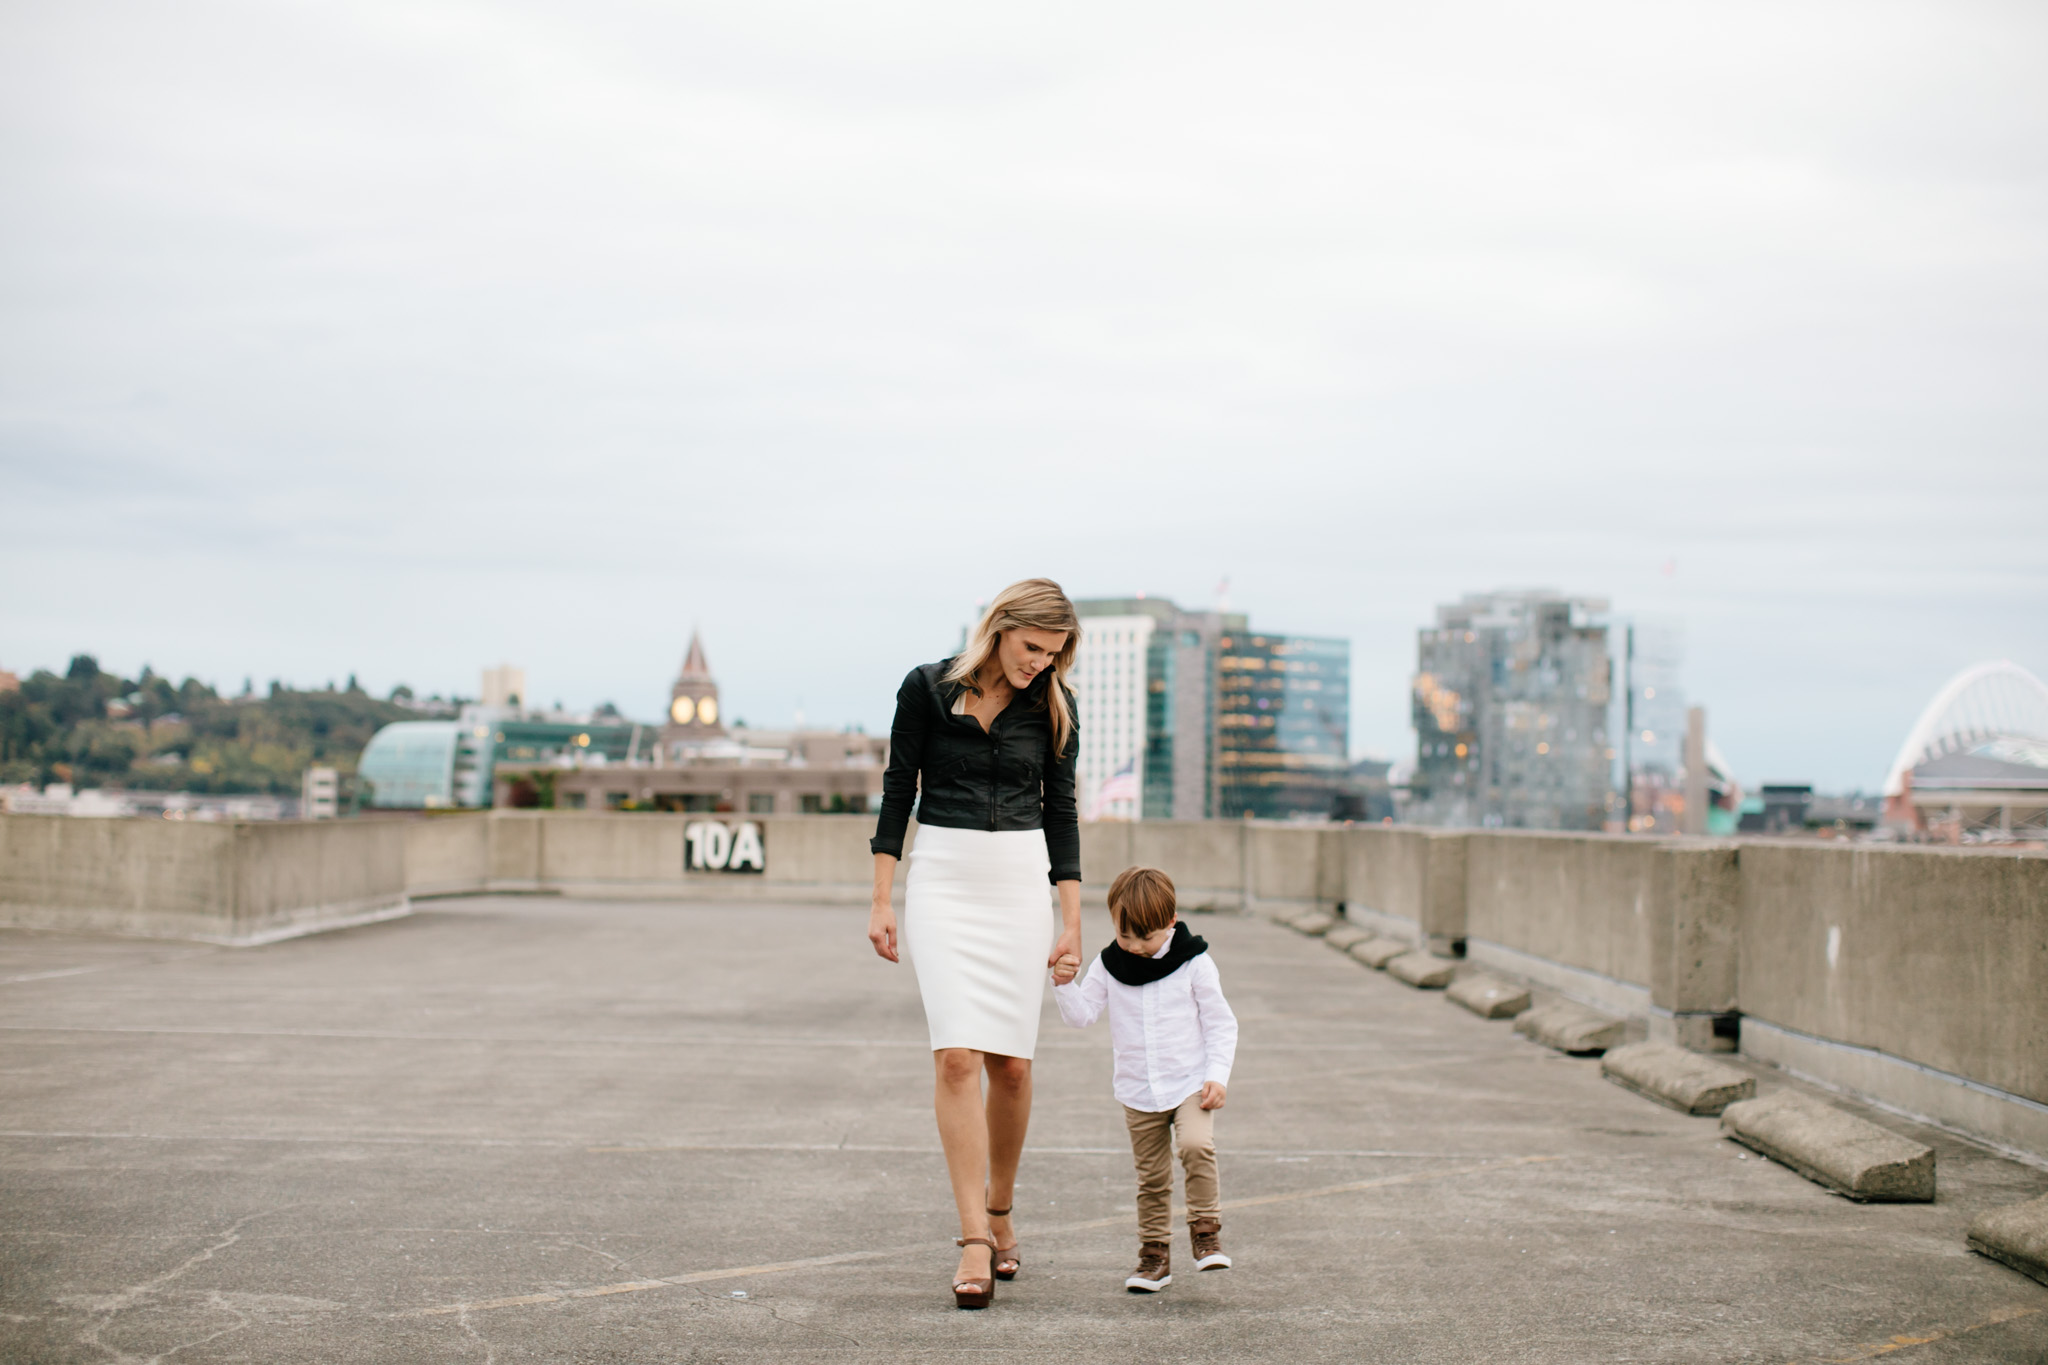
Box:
[903,824,1057,1059]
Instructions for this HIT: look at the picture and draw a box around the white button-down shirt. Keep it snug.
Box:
[1054,939,1239,1113]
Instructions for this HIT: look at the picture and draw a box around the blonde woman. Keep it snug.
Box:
[868,578,1084,1309]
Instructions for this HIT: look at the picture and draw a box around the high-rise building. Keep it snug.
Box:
[1408,590,1612,830]
[1216,629,1350,819]
[1073,599,1231,820]
[479,664,526,710]
[1069,609,1158,820]
[1072,597,1350,821]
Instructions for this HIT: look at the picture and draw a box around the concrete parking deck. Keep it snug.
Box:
[2,897,2045,1364]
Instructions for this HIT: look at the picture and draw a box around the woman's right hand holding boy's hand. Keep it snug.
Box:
[1050,953,1081,986]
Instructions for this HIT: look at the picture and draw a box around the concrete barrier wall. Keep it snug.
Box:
[765,816,889,896]
[1732,842,2048,1156]
[536,811,686,886]
[229,821,411,943]
[1646,843,1742,1046]
[0,813,237,939]
[483,812,888,902]
[0,812,408,945]
[1337,828,1467,950]
[1122,822,1246,910]
[1250,824,1335,913]
[489,812,543,886]
[1462,832,1661,1017]
[404,816,491,895]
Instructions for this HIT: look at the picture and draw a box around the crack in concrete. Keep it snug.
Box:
[147,1291,252,1364]
[74,1211,275,1364]
[568,1239,632,1269]
[454,1305,498,1364]
[683,1281,864,1351]
[754,1298,863,1350]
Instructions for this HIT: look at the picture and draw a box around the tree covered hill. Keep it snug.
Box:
[0,656,421,794]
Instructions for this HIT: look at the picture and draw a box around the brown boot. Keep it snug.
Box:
[1190,1218,1231,1270]
[1125,1240,1172,1292]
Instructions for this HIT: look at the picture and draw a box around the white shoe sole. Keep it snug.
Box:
[1194,1253,1232,1270]
[1124,1274,1172,1292]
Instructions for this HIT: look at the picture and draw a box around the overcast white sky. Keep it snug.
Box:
[4,0,2045,791]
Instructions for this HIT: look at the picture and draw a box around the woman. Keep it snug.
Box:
[867,578,1084,1309]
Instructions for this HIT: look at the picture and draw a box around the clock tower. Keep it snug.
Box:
[662,630,725,752]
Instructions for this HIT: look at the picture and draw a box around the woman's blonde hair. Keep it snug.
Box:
[944,578,1081,752]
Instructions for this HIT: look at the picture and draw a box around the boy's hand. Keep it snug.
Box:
[1050,953,1081,985]
[1198,1081,1227,1110]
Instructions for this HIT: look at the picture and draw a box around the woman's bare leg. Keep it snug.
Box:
[934,1048,994,1286]
[983,1054,1032,1264]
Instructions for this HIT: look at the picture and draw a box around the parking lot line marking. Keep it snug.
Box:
[0,1022,1504,1056]
[396,1154,1562,1319]
[1783,1303,2044,1364]
[0,1129,1543,1162]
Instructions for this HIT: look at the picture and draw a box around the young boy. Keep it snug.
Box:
[1052,865,1239,1292]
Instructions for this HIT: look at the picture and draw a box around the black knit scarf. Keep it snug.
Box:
[1100,921,1209,986]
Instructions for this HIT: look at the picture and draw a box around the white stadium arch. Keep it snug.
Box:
[1882,660,2048,798]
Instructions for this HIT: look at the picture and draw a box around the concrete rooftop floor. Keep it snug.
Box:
[2,896,2045,1364]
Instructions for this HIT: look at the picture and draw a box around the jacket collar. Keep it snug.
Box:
[939,659,1048,719]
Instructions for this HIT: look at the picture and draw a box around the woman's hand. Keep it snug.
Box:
[1050,953,1081,986]
[868,853,900,962]
[868,901,899,963]
[1051,879,1082,977]
[1048,925,1080,973]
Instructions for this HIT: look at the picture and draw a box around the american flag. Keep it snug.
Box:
[1092,757,1139,819]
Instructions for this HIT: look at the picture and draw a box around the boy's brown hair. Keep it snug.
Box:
[1108,866,1178,937]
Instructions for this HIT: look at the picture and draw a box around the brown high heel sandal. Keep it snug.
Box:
[953,1235,996,1309]
[987,1205,1020,1280]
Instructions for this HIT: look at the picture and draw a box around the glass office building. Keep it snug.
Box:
[358,722,485,809]
[1074,598,1236,821]
[1216,631,1351,819]
[359,717,640,809]
[1408,590,1612,830]
[1074,598,1352,821]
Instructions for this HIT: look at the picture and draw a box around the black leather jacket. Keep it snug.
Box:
[870,659,1081,884]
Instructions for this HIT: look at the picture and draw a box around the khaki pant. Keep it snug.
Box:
[1122,1093,1220,1243]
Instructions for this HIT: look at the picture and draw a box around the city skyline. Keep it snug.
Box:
[5,3,2045,794]
[13,590,2028,800]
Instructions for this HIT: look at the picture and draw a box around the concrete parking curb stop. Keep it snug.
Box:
[1720,1091,1936,1202]
[1289,911,1336,936]
[1968,1194,2048,1286]
[1386,952,1457,989]
[1600,1041,1755,1116]
[1323,924,1370,952]
[1446,973,1531,1019]
[1513,1000,1625,1055]
[1350,937,1409,969]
